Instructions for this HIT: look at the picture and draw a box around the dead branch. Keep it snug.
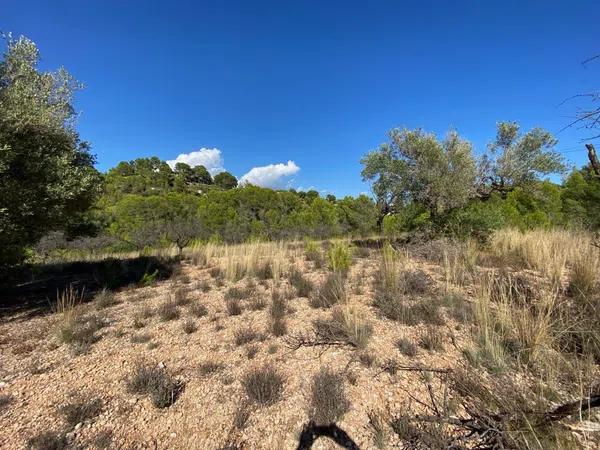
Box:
[586,143,600,177]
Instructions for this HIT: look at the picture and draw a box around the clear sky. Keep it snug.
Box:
[3,0,599,196]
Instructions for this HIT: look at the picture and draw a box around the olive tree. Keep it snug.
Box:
[361,128,476,223]
[0,34,101,267]
[477,122,565,198]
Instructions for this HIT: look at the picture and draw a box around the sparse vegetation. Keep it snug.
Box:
[234,325,258,346]
[288,268,314,297]
[182,319,197,334]
[189,302,208,318]
[58,396,102,426]
[158,301,180,321]
[309,367,350,425]
[95,288,117,309]
[313,305,372,348]
[242,365,284,406]
[27,431,69,450]
[396,337,418,357]
[310,272,346,308]
[127,362,182,408]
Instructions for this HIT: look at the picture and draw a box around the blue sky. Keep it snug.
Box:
[3,0,599,196]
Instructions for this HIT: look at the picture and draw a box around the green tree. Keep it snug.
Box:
[478,121,565,197]
[0,35,102,267]
[361,128,476,223]
[214,171,238,189]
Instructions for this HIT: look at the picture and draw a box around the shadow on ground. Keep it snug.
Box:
[0,256,178,321]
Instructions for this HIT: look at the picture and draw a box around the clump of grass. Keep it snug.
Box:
[27,431,68,450]
[58,313,106,353]
[354,246,371,259]
[198,279,211,292]
[133,314,146,329]
[396,337,418,357]
[268,343,278,354]
[443,293,473,324]
[256,261,273,280]
[309,367,350,425]
[313,305,373,348]
[147,341,159,350]
[368,410,389,449]
[234,325,258,346]
[310,272,346,308]
[173,288,190,306]
[131,333,152,344]
[248,297,267,311]
[58,396,102,426]
[246,344,259,359]
[288,268,314,297]
[270,290,287,320]
[225,286,252,301]
[198,361,224,376]
[137,305,154,319]
[568,250,598,299]
[127,362,182,408]
[270,317,288,337]
[305,239,323,266]
[0,394,13,409]
[209,267,223,279]
[158,301,180,321]
[400,269,432,295]
[226,298,243,316]
[182,319,197,334]
[95,288,117,310]
[233,402,252,430]
[92,430,113,449]
[242,364,284,405]
[327,241,353,276]
[419,326,443,351]
[358,350,376,367]
[189,302,208,318]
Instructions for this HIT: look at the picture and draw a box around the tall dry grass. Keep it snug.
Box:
[490,228,595,285]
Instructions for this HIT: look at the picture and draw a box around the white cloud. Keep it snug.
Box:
[239,161,300,188]
[167,148,224,175]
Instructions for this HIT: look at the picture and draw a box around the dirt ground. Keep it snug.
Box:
[0,247,592,449]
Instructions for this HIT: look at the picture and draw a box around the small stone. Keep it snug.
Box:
[75,422,82,430]
[170,433,177,438]
[158,362,166,369]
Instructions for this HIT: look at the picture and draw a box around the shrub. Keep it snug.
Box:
[310,272,346,308]
[242,365,284,405]
[269,290,287,321]
[270,317,288,337]
[58,397,102,426]
[27,431,68,450]
[248,297,267,311]
[256,261,273,280]
[374,291,410,323]
[158,301,180,321]
[198,279,211,292]
[182,319,197,334]
[327,242,352,276]
[189,302,208,318]
[313,305,373,348]
[198,361,224,376]
[225,286,252,301]
[0,394,13,409]
[234,325,258,346]
[419,326,444,351]
[127,362,181,408]
[305,240,323,266]
[396,337,418,357]
[95,288,116,309]
[246,344,259,359]
[400,270,432,295]
[132,316,146,329]
[58,313,106,352]
[309,367,350,425]
[288,269,314,297]
[226,298,243,316]
[173,288,190,306]
[137,305,154,319]
[131,333,152,344]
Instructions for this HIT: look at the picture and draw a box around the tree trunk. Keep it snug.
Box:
[585,143,600,177]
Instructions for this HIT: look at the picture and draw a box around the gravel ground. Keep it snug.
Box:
[0,253,502,449]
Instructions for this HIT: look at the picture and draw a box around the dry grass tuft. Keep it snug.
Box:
[310,272,346,308]
[127,362,182,408]
[288,268,314,297]
[313,305,373,348]
[95,288,117,309]
[58,396,102,426]
[309,367,350,425]
[242,364,284,406]
[234,325,258,346]
[158,301,180,321]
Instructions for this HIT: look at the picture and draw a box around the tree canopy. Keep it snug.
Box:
[0,35,101,267]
